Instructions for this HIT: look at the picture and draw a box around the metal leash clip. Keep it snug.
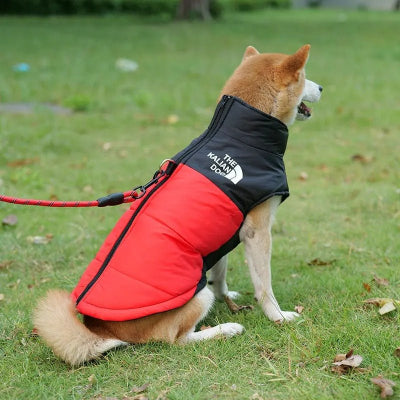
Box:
[131,159,176,200]
[131,185,147,199]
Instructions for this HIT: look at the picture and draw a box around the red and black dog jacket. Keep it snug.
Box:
[72,96,289,321]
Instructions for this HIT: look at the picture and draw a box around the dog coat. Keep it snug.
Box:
[72,95,290,321]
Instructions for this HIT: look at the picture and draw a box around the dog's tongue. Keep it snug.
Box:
[299,102,311,117]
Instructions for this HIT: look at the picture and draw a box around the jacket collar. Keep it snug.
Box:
[216,95,289,157]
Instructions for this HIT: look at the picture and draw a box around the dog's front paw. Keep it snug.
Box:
[226,291,240,300]
[219,322,245,337]
[209,284,240,301]
[275,311,300,323]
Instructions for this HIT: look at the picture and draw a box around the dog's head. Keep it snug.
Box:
[220,44,322,126]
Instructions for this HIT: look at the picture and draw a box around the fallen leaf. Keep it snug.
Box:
[346,349,354,358]
[351,154,373,164]
[115,58,138,72]
[331,365,348,374]
[333,348,354,362]
[363,282,371,292]
[307,258,335,266]
[371,376,396,398]
[379,302,396,315]
[0,261,13,270]
[30,328,39,336]
[394,347,400,358]
[317,164,329,172]
[332,349,363,374]
[251,394,265,400]
[364,298,400,308]
[2,214,18,226]
[130,383,149,394]
[27,236,52,245]
[298,171,308,181]
[0,294,4,301]
[295,305,304,314]
[83,185,94,194]
[333,353,347,363]
[364,298,384,307]
[166,114,179,124]
[373,274,389,287]
[7,157,39,167]
[102,142,112,151]
[87,374,97,385]
[333,355,363,368]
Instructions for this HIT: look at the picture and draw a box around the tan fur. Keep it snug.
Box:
[240,197,289,321]
[83,294,205,344]
[220,44,310,125]
[230,44,312,322]
[34,44,315,365]
[33,290,119,365]
[34,289,206,365]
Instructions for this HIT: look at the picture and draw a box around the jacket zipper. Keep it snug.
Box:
[75,175,170,306]
[76,97,231,306]
[174,95,232,164]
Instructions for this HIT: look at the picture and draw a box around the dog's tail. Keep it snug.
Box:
[33,290,125,366]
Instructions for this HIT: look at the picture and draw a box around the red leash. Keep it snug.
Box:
[0,160,176,208]
[0,191,135,208]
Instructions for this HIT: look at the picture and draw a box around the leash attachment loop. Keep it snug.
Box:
[127,159,177,202]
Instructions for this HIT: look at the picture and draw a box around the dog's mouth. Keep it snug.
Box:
[296,80,322,121]
[297,101,312,118]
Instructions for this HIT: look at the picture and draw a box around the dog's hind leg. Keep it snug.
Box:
[178,286,244,343]
[183,323,244,342]
[240,196,299,323]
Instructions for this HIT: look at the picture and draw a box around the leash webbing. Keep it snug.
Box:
[0,192,132,208]
[0,160,176,208]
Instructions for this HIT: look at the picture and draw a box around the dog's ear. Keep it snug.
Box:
[242,46,260,62]
[281,44,311,80]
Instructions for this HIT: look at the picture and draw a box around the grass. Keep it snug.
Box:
[0,8,400,400]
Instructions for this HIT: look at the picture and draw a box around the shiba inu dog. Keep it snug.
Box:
[34,44,322,366]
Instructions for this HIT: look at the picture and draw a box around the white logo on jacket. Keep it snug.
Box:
[207,152,243,184]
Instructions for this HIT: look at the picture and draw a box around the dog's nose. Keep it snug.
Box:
[318,86,323,92]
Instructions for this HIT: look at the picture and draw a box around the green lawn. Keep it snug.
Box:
[1,9,399,400]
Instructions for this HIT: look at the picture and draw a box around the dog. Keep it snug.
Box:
[33,44,322,366]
